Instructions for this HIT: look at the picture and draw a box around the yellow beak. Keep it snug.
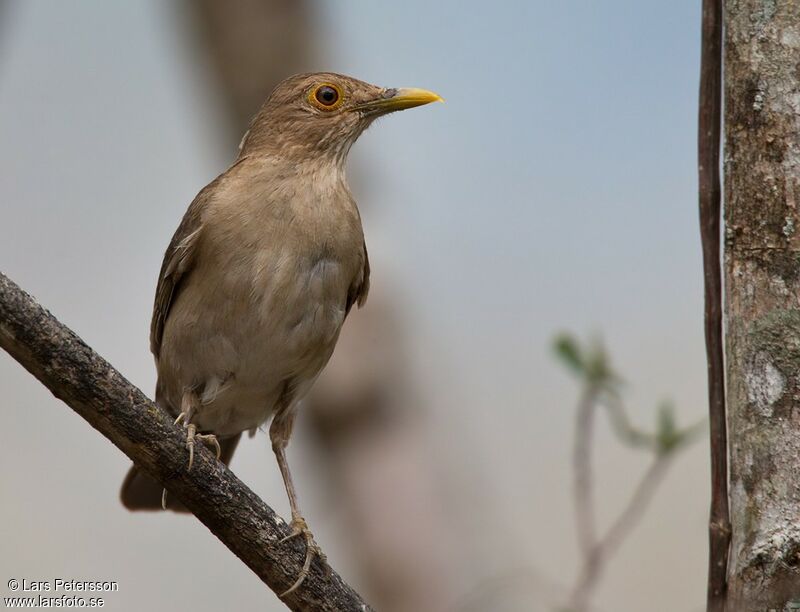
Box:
[355,87,444,114]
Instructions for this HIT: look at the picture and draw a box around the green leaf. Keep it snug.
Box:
[553,333,585,376]
[655,401,680,455]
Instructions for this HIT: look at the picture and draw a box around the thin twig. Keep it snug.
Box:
[698,0,730,609]
[567,456,671,611]
[574,385,599,556]
[602,391,658,451]
[597,457,671,561]
[602,392,707,454]
[0,271,373,612]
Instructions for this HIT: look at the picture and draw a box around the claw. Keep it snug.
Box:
[184,425,220,472]
[196,433,222,461]
[161,398,222,510]
[187,424,196,470]
[279,514,327,597]
[279,515,308,545]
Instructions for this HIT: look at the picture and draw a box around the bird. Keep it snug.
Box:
[119,72,441,595]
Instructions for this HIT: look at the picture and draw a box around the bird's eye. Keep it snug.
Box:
[309,84,343,110]
[316,86,338,105]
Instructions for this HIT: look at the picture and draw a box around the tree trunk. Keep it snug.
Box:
[724,0,800,606]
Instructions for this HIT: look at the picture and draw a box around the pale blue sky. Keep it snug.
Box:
[0,2,707,611]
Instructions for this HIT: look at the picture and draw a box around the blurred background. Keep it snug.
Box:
[0,1,708,610]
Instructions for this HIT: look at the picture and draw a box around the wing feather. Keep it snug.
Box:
[149,197,204,359]
[346,239,370,316]
[150,158,249,359]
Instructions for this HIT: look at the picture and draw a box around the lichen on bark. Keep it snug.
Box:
[725,0,800,606]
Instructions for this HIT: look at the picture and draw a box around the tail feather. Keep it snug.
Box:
[120,433,242,512]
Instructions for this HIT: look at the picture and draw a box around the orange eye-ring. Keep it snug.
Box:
[309,83,343,110]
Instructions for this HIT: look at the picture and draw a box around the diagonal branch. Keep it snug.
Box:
[567,455,671,612]
[0,271,373,612]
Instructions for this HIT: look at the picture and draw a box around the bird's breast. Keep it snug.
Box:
[156,159,365,434]
[211,176,363,367]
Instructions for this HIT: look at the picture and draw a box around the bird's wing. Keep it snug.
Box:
[149,193,205,359]
[346,239,370,315]
[150,159,247,359]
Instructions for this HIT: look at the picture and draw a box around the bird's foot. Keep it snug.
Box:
[279,512,328,597]
[185,426,221,471]
[159,398,220,510]
[173,411,221,471]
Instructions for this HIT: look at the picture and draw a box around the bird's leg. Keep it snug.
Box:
[162,390,222,508]
[270,408,327,597]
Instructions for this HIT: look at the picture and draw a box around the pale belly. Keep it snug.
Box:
[156,253,351,437]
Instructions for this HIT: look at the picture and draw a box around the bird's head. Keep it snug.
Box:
[239,72,442,164]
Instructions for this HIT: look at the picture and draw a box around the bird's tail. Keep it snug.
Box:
[119,433,242,512]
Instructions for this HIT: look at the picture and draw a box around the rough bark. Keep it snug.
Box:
[0,271,373,612]
[724,0,800,606]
